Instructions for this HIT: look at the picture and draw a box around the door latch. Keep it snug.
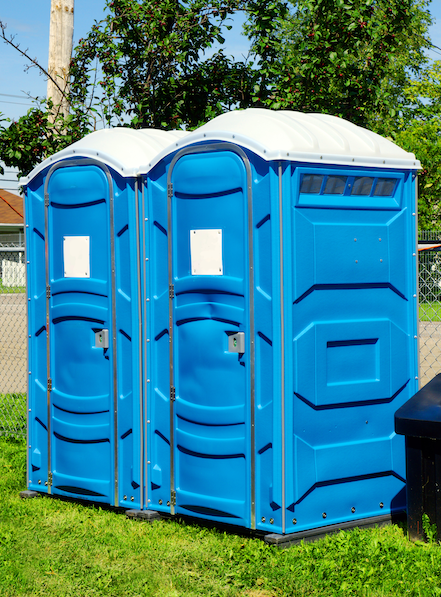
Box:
[228,332,245,354]
[95,329,109,349]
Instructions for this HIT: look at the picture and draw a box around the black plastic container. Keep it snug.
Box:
[395,374,441,541]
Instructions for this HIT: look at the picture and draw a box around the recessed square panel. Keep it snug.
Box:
[326,339,379,386]
[190,229,223,276]
[294,319,392,406]
[63,236,90,278]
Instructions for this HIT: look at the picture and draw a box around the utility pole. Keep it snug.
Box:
[47,0,74,122]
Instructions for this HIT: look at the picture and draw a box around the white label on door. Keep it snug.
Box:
[63,236,90,278]
[190,229,223,276]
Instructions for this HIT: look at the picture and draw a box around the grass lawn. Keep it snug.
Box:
[420,302,441,322]
[0,280,25,294]
[1,439,441,596]
[0,394,26,438]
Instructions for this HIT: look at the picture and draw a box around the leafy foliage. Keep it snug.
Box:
[246,0,433,129]
[392,61,441,230]
[394,120,441,230]
[70,0,253,129]
[0,100,90,179]
[422,512,438,543]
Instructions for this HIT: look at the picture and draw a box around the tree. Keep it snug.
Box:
[392,61,441,230]
[69,0,254,129]
[0,100,91,179]
[246,0,433,131]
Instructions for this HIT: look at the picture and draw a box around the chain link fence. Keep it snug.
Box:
[2,231,441,438]
[418,230,441,387]
[0,234,27,438]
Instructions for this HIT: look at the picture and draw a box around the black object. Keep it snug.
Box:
[264,513,400,547]
[125,509,161,522]
[19,490,41,499]
[395,373,441,541]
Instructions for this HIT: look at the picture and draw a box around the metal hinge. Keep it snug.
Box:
[170,386,176,401]
[46,285,51,299]
[167,183,173,198]
[48,472,53,486]
[44,195,49,208]
[169,284,174,299]
[47,378,52,392]
[170,490,176,506]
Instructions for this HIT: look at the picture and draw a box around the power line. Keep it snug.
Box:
[0,100,33,106]
[0,93,32,100]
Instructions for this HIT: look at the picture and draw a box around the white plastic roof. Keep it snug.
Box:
[148,109,420,171]
[21,127,189,184]
[21,110,419,186]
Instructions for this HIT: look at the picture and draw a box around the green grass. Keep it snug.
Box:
[420,302,441,321]
[0,394,26,438]
[1,439,441,596]
[0,278,26,293]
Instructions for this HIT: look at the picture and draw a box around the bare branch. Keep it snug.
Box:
[0,20,68,101]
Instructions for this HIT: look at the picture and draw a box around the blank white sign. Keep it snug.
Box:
[190,229,223,276]
[63,236,90,278]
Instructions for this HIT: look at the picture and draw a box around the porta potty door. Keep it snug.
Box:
[44,162,116,504]
[167,145,254,527]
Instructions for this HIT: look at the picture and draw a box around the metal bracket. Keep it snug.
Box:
[48,472,53,486]
[44,195,49,208]
[169,284,175,299]
[46,285,51,299]
[170,386,176,402]
[167,183,173,199]
[170,490,176,506]
[47,378,52,392]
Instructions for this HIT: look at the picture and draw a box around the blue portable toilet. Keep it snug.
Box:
[22,127,186,509]
[140,108,420,539]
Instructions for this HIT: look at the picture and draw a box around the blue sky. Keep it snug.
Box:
[1,0,440,193]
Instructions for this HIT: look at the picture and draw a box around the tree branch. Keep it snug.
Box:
[0,20,68,101]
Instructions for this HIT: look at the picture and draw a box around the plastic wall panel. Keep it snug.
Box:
[294,319,409,406]
[292,210,409,302]
[145,171,172,514]
[26,180,49,491]
[284,164,417,535]
[253,163,284,533]
[114,177,142,509]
